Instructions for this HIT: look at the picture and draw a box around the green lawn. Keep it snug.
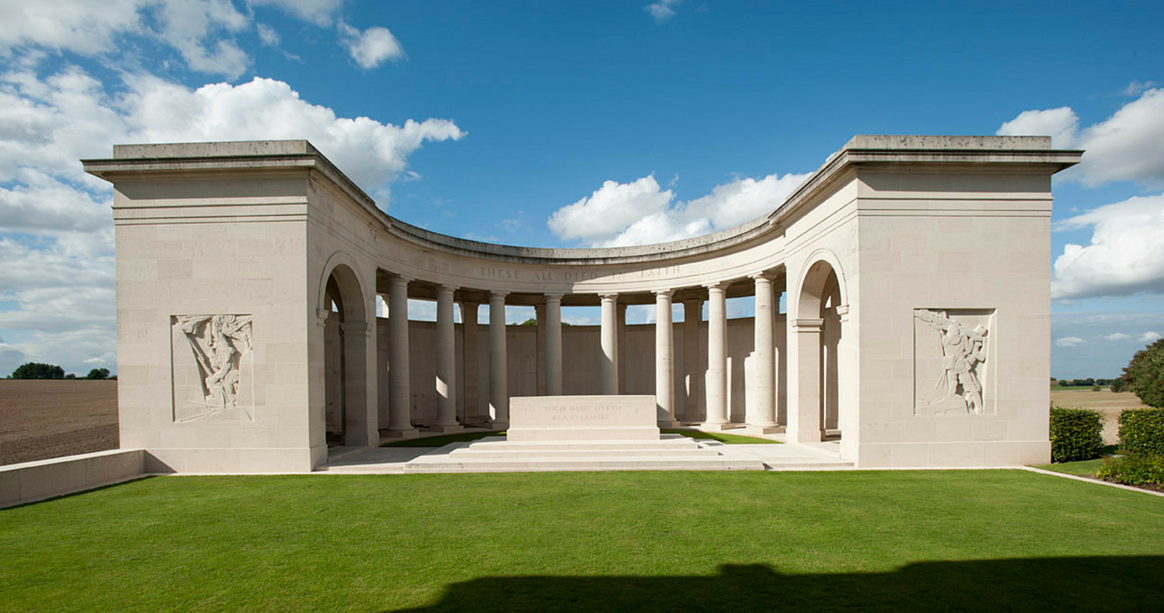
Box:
[661,429,779,444]
[2,471,1162,612]
[384,428,777,448]
[1034,458,1107,476]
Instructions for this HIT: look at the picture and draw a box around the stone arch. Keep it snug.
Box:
[318,251,375,448]
[791,251,848,443]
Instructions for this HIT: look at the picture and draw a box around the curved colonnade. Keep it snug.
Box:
[84,135,1081,472]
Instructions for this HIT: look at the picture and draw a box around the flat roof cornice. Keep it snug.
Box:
[82,135,1082,265]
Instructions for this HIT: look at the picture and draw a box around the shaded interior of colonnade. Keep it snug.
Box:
[363,267,792,434]
[797,260,845,442]
[389,557,1164,612]
[323,265,372,447]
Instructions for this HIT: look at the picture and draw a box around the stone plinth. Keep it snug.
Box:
[508,395,660,442]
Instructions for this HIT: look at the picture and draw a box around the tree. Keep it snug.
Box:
[85,368,110,380]
[11,362,65,379]
[1121,339,1164,408]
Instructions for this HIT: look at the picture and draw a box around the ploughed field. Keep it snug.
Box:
[2,470,1161,612]
[1051,388,1149,444]
[0,380,118,466]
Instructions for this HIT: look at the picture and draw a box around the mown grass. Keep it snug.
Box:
[383,428,777,448]
[661,429,780,444]
[1035,458,1107,476]
[2,471,1162,612]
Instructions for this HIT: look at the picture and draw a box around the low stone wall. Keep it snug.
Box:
[0,449,146,509]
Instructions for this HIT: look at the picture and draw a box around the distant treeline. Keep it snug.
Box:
[1051,377,1118,387]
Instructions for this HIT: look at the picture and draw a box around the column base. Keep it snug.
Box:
[657,419,681,428]
[698,422,742,432]
[746,424,784,435]
[490,421,509,431]
[381,428,419,439]
[429,424,464,434]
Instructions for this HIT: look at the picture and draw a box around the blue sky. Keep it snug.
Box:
[1,0,1162,378]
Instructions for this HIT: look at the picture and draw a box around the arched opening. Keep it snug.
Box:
[796,258,846,442]
[324,275,345,444]
[321,262,372,448]
[820,271,842,439]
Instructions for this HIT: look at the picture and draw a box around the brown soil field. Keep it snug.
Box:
[1051,388,1151,444]
[0,380,118,466]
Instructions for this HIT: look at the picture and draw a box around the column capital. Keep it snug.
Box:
[390,274,413,285]
[489,291,508,300]
[315,308,330,326]
[437,284,459,293]
[749,271,775,282]
[544,293,563,302]
[653,289,674,299]
[704,281,729,293]
[793,318,824,331]
[599,293,619,302]
[835,304,850,316]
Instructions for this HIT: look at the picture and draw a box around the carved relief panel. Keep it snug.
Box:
[913,309,995,415]
[171,315,254,422]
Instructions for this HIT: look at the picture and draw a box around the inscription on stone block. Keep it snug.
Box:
[913,308,994,415]
[171,314,254,423]
[508,395,660,441]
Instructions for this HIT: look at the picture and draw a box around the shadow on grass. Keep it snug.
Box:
[391,557,1163,612]
[1,475,158,511]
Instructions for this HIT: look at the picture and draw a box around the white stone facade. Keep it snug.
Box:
[83,136,1081,472]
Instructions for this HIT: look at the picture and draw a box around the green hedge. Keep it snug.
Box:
[1097,453,1164,487]
[1118,409,1164,457]
[1049,407,1104,463]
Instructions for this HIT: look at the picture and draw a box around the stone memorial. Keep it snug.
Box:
[508,395,660,442]
[79,135,1082,473]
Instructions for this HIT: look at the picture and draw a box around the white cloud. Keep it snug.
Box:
[1123,80,1159,97]
[646,0,681,23]
[1104,332,1131,341]
[0,332,26,375]
[548,171,809,247]
[0,62,465,374]
[1056,337,1087,348]
[996,107,1078,148]
[1051,194,1164,300]
[256,23,280,47]
[248,0,343,26]
[0,0,147,56]
[338,22,404,69]
[0,0,255,79]
[1143,331,1162,342]
[549,176,674,243]
[997,87,1164,186]
[154,0,250,79]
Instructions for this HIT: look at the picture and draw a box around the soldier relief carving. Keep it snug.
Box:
[172,315,254,422]
[914,309,991,415]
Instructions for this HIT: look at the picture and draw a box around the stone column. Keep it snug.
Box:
[748,274,779,433]
[386,276,416,438]
[600,293,619,395]
[788,318,824,443]
[535,303,546,395]
[433,285,462,433]
[683,298,703,423]
[655,290,679,426]
[488,291,509,428]
[544,294,563,396]
[460,301,480,424]
[703,282,730,429]
[617,302,628,393]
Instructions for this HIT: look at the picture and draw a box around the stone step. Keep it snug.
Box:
[403,456,766,473]
[448,447,723,459]
[464,436,702,453]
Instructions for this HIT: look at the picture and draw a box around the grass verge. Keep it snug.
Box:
[662,429,780,444]
[2,471,1162,612]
